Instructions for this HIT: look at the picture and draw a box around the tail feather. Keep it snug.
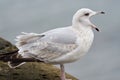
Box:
[15,32,44,47]
[7,52,25,68]
[7,32,45,68]
[8,61,25,68]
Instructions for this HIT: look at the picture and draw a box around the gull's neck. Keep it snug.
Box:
[72,20,92,33]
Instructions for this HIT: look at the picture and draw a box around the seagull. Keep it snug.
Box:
[9,8,104,80]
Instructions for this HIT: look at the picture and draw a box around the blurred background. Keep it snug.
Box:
[0,0,119,80]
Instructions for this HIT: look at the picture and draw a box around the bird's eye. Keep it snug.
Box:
[84,13,89,16]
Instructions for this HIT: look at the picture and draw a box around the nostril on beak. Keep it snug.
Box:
[101,11,105,14]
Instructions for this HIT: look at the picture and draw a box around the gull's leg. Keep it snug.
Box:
[60,64,72,80]
[60,64,66,80]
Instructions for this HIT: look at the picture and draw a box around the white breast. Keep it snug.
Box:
[68,27,94,62]
[51,27,94,64]
[76,27,94,56]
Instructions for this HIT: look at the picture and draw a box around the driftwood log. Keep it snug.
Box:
[0,37,78,80]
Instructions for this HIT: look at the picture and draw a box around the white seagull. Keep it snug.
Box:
[9,8,105,80]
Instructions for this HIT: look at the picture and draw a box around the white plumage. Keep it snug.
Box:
[11,8,104,80]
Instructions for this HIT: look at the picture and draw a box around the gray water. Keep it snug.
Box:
[0,0,120,80]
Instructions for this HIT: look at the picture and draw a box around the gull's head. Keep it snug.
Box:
[72,8,105,31]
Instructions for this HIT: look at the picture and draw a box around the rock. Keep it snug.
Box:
[0,37,18,55]
[0,62,78,80]
[0,37,78,80]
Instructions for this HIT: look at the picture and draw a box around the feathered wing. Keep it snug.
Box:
[9,27,78,68]
[8,32,45,68]
[24,42,77,63]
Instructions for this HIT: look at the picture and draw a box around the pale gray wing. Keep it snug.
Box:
[40,27,76,44]
[16,27,78,62]
[28,42,77,62]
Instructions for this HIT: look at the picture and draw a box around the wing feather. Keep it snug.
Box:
[16,27,78,62]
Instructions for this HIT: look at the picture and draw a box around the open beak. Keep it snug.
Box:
[95,27,100,32]
[92,11,105,32]
[91,25,100,32]
[96,11,105,15]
